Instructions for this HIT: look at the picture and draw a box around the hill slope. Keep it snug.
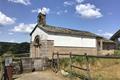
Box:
[0,42,30,56]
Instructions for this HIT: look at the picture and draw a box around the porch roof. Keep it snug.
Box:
[110,29,120,40]
[103,38,115,43]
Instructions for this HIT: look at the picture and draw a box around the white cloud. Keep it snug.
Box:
[102,32,113,38]
[98,29,102,32]
[76,0,84,3]
[75,3,103,18]
[0,31,2,34]
[97,30,113,38]
[31,9,37,13]
[32,7,50,14]
[64,10,68,13]
[11,23,36,33]
[64,1,74,6]
[8,32,14,35]
[8,0,31,5]
[56,10,68,15]
[57,11,61,15]
[9,39,15,42]
[0,11,15,25]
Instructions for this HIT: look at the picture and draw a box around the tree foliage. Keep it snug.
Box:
[0,42,30,56]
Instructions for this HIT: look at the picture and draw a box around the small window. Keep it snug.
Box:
[34,35,41,46]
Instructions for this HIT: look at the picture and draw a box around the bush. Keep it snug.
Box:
[60,58,70,68]
[72,56,97,65]
[114,50,120,56]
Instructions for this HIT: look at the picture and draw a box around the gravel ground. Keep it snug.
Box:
[15,70,69,80]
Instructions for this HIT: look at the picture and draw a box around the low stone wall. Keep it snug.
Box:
[21,57,49,72]
[98,50,115,55]
[54,46,97,55]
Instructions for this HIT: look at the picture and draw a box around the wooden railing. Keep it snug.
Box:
[52,52,120,80]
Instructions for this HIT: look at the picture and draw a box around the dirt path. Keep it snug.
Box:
[15,70,70,80]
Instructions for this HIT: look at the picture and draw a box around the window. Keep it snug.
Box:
[34,35,41,46]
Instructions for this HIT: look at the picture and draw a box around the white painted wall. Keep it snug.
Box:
[48,35,96,47]
[81,38,96,47]
[31,27,96,48]
[31,27,48,41]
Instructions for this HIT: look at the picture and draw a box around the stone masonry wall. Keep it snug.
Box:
[30,40,97,59]
[54,46,97,56]
[30,40,54,58]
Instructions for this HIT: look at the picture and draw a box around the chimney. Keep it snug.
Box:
[38,12,46,26]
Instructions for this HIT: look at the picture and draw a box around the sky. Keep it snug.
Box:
[0,0,120,43]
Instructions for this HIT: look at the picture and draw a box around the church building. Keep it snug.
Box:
[30,12,116,58]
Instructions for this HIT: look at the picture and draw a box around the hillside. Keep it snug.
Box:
[0,42,30,56]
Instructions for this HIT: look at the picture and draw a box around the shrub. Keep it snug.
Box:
[114,50,120,56]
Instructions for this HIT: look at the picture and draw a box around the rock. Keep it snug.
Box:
[60,69,69,76]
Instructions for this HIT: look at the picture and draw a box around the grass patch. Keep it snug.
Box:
[114,50,120,56]
[59,56,120,80]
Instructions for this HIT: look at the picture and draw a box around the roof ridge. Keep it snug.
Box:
[36,24,100,38]
[45,24,91,33]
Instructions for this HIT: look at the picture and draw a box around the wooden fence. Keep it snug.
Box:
[52,52,120,80]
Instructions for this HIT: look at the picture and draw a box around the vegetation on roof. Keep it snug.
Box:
[102,38,115,43]
[38,24,100,37]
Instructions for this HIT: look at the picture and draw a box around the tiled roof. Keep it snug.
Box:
[110,29,120,40]
[37,24,101,38]
[102,38,115,43]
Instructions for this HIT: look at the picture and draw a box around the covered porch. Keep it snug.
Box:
[97,38,116,55]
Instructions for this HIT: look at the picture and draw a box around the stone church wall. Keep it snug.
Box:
[54,46,97,56]
[30,40,97,59]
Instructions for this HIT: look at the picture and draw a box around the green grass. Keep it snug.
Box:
[59,56,120,80]
[114,50,120,56]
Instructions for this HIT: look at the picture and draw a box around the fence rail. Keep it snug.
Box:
[52,52,120,80]
[53,53,120,59]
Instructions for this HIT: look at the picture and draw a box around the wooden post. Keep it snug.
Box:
[20,59,23,74]
[69,52,72,79]
[57,52,60,71]
[85,53,92,80]
[51,52,54,67]
[51,52,55,72]
[100,39,103,51]
[0,59,4,80]
[70,52,72,71]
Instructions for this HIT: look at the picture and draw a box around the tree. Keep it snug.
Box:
[0,42,30,56]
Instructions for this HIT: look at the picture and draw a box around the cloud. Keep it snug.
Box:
[102,32,113,38]
[8,0,31,5]
[64,1,74,6]
[97,30,113,38]
[31,9,37,13]
[9,39,15,42]
[64,10,68,13]
[76,0,84,3]
[56,10,68,15]
[0,31,2,34]
[98,29,103,32]
[0,11,15,25]
[75,3,103,18]
[56,11,61,15]
[8,32,14,35]
[32,7,50,14]
[11,23,36,33]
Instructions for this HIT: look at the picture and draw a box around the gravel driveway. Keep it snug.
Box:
[15,70,69,80]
